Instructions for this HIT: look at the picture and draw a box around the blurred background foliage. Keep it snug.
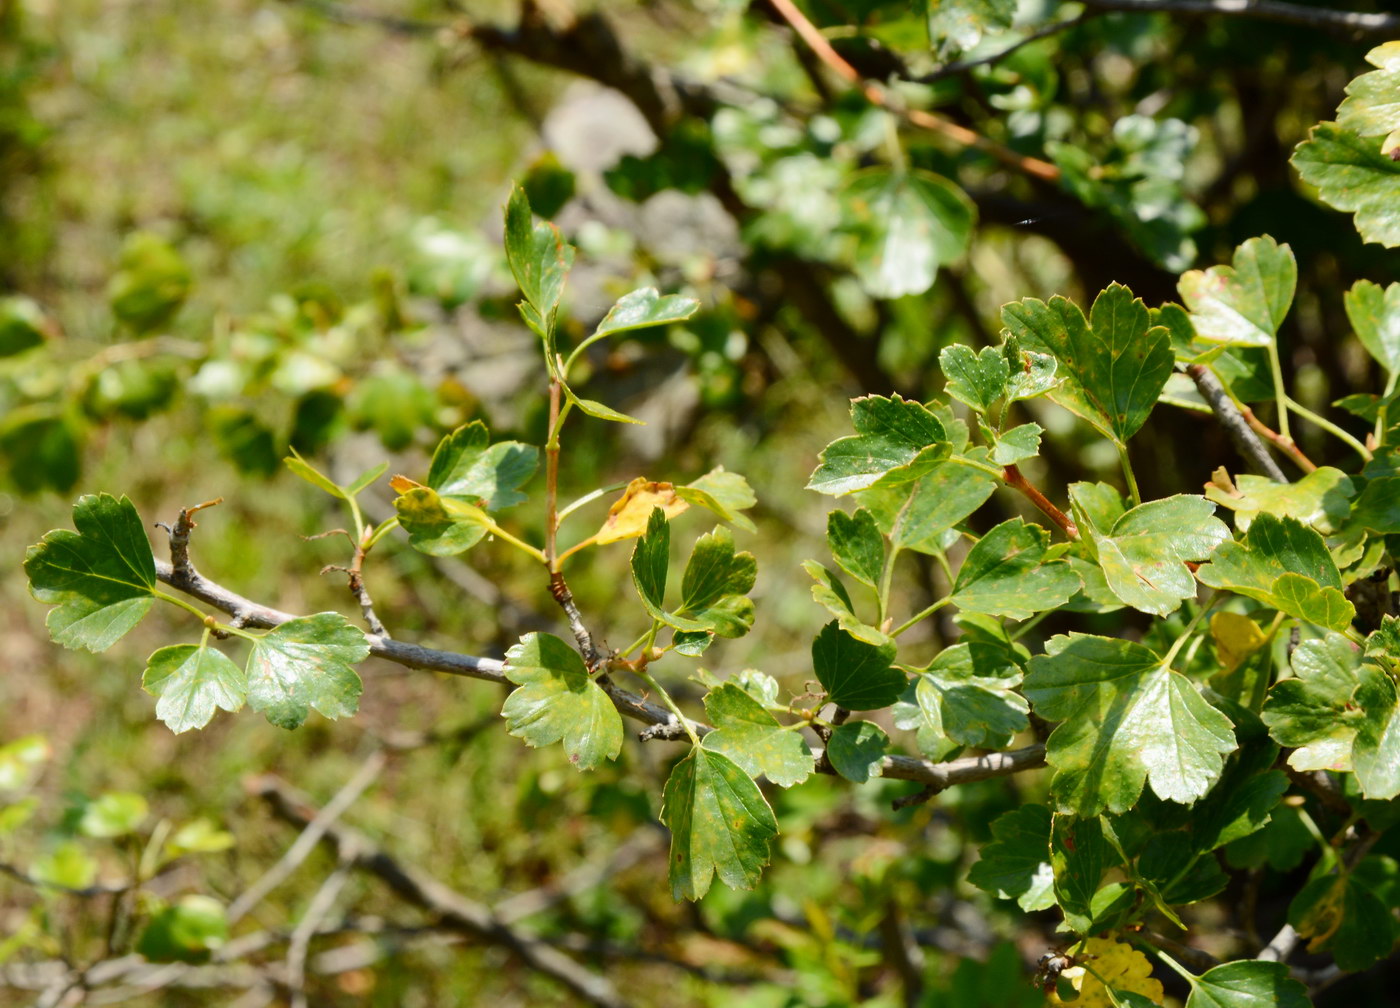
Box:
[2,0,1399,1004]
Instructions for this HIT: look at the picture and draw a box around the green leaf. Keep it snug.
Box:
[1337,44,1400,139]
[1261,633,1361,772]
[808,395,948,495]
[949,518,1080,620]
[661,745,778,900]
[1345,279,1400,374]
[856,457,998,553]
[676,467,757,533]
[166,819,235,857]
[631,508,670,608]
[504,185,574,319]
[0,735,49,793]
[702,684,813,787]
[1352,664,1400,798]
[1090,496,1229,617]
[1185,960,1312,1008]
[32,841,97,889]
[812,622,906,711]
[143,643,247,733]
[393,487,492,556]
[0,295,49,356]
[1177,236,1296,347]
[631,516,756,643]
[1190,770,1289,852]
[1292,122,1400,247]
[903,642,1029,752]
[1288,869,1397,971]
[107,232,191,333]
[924,0,1016,56]
[844,168,974,298]
[939,344,1008,413]
[79,792,149,838]
[503,632,622,771]
[1346,474,1400,534]
[1001,335,1059,401]
[1197,513,1355,630]
[137,895,228,965]
[1024,634,1238,815]
[1203,466,1354,532]
[589,287,700,340]
[562,386,644,425]
[827,508,885,588]
[25,493,156,652]
[245,613,369,730]
[825,721,889,783]
[989,422,1042,465]
[1051,814,1113,934]
[426,421,538,510]
[1138,831,1228,905]
[1001,283,1173,445]
[283,448,343,499]
[967,804,1055,911]
[343,462,389,498]
[803,561,891,646]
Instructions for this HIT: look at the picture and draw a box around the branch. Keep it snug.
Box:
[1002,465,1079,539]
[1185,364,1288,482]
[254,775,629,1008]
[1077,0,1400,36]
[915,15,1089,84]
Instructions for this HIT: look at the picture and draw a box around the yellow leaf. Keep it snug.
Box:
[1047,937,1163,1008]
[593,477,689,545]
[1211,611,1268,672]
[389,474,424,494]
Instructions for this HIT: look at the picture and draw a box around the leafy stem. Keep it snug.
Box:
[1116,442,1141,507]
[1002,464,1079,539]
[545,376,563,571]
[1284,395,1372,461]
[1266,340,1292,442]
[633,666,700,747]
[890,596,948,638]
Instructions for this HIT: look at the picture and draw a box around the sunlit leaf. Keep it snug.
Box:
[1089,495,1229,617]
[844,168,974,298]
[503,632,621,771]
[595,478,689,545]
[245,613,369,730]
[1293,122,1400,247]
[701,684,813,787]
[808,394,949,495]
[143,643,247,733]
[949,518,1080,620]
[1178,236,1296,347]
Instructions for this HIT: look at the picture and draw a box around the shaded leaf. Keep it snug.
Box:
[1289,868,1397,971]
[1051,814,1113,934]
[426,421,538,510]
[393,487,491,556]
[661,745,778,900]
[107,232,191,333]
[137,895,228,965]
[967,804,1055,911]
[827,508,885,588]
[903,642,1028,752]
[245,613,369,730]
[949,517,1080,620]
[812,622,905,710]
[1261,633,1361,772]
[702,684,813,787]
[844,168,974,298]
[503,632,621,771]
[143,643,246,733]
[25,493,156,652]
[826,721,889,783]
[802,561,890,646]
[1024,634,1238,815]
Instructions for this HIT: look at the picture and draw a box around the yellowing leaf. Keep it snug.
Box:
[594,477,689,544]
[389,474,424,494]
[1212,612,1268,673]
[1048,937,1164,1007]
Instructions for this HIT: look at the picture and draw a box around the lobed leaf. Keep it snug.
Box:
[426,421,538,510]
[939,343,1008,413]
[245,613,369,730]
[1184,960,1312,1008]
[1345,279,1400,374]
[966,804,1055,911]
[808,394,948,495]
[701,684,813,787]
[856,457,997,553]
[811,622,905,711]
[503,632,622,771]
[1089,495,1229,617]
[143,643,247,734]
[949,517,1080,620]
[843,168,974,299]
[1293,122,1400,247]
[900,642,1028,754]
[1177,236,1297,347]
[825,721,889,783]
[826,508,885,588]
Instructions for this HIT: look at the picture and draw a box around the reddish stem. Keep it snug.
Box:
[1003,465,1079,540]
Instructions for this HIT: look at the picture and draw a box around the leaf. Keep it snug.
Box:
[1345,279,1400,374]
[143,643,247,733]
[504,185,574,319]
[1024,634,1238,815]
[1337,45,1400,139]
[924,0,1016,56]
[1197,513,1355,630]
[562,386,644,425]
[393,487,492,556]
[1190,770,1289,852]
[343,462,389,498]
[25,493,157,652]
[856,457,998,553]
[0,735,49,793]
[107,232,191,333]
[1346,474,1400,534]
[967,804,1055,911]
[989,422,1042,465]
[502,632,622,771]
[1090,495,1230,617]
[903,642,1029,752]
[283,448,343,499]
[676,468,757,533]
[825,721,889,783]
[949,518,1080,620]
[1292,122,1400,247]
[631,508,670,609]
[595,478,689,545]
[701,684,813,787]
[826,508,885,588]
[803,561,891,646]
[32,841,96,889]
[136,895,228,965]
[79,792,149,838]
[1203,466,1355,532]
[939,343,1008,413]
[425,421,538,510]
[661,745,778,900]
[844,168,974,298]
[166,819,235,857]
[1261,633,1361,772]
[812,622,906,711]
[1289,869,1397,971]
[1184,960,1312,1008]
[1051,814,1113,934]
[0,295,49,356]
[1352,664,1400,798]
[590,287,700,340]
[631,512,756,641]
[245,613,369,730]
[1177,236,1297,347]
[807,394,948,495]
[1001,335,1058,401]
[1001,283,1173,445]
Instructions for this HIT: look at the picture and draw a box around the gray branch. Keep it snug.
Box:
[1079,0,1399,35]
[1186,364,1288,482]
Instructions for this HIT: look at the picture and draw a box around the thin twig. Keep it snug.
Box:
[765,0,1060,181]
[916,15,1089,83]
[1077,0,1399,36]
[1185,364,1288,482]
[227,751,385,925]
[1002,465,1079,539]
[255,776,629,1008]
[1238,403,1318,472]
[1258,923,1299,963]
[285,859,354,1008]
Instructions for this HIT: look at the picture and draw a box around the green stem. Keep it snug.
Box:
[1162,594,1217,669]
[1285,395,1372,460]
[1376,370,1399,447]
[891,597,949,637]
[152,589,215,625]
[557,481,629,524]
[483,520,548,565]
[1141,942,1197,985]
[1266,340,1292,442]
[876,545,902,625]
[1009,610,1051,640]
[364,516,399,551]
[634,667,700,746]
[616,622,660,660]
[1116,442,1141,507]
